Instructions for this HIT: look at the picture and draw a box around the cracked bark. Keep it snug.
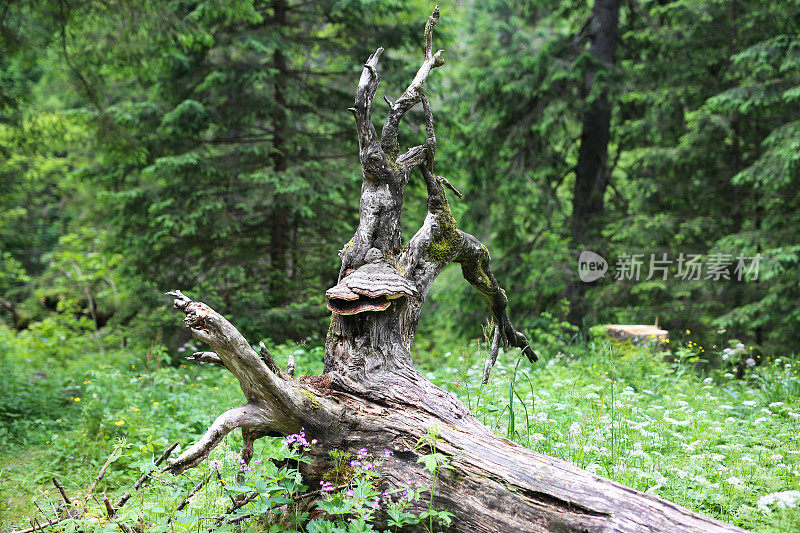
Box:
[163,8,745,532]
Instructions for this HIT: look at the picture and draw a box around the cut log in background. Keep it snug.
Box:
[161,8,745,532]
[605,324,669,346]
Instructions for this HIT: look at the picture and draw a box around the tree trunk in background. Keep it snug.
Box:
[568,0,620,325]
[162,8,745,532]
[268,0,290,305]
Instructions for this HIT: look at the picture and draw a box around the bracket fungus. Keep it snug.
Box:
[325,259,418,315]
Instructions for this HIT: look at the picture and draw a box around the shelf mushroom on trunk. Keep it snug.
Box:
[162,7,748,532]
[326,249,418,316]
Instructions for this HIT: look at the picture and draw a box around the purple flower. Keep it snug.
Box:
[382,449,392,457]
[254,458,261,464]
[357,448,369,459]
[320,480,334,492]
[210,461,219,471]
[363,462,374,471]
[282,428,313,448]
[746,358,756,367]
[345,489,354,498]
[350,460,361,467]
[311,439,318,445]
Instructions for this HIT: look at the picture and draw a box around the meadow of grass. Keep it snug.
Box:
[1,322,799,532]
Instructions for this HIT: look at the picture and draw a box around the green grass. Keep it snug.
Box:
[1,325,799,532]
[428,337,800,532]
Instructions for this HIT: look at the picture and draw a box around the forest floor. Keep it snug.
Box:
[1,331,799,532]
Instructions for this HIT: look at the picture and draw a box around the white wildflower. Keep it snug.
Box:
[726,476,745,487]
[569,422,582,437]
[742,400,756,407]
[664,416,690,427]
[757,491,800,514]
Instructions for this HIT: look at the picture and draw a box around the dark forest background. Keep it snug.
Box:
[2,0,799,358]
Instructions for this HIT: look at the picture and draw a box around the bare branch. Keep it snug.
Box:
[187,351,226,367]
[397,144,428,171]
[166,405,275,475]
[381,6,445,160]
[454,232,537,362]
[211,491,260,529]
[82,447,119,507]
[10,509,70,532]
[259,341,288,380]
[421,91,436,169]
[103,497,115,518]
[165,290,306,409]
[171,473,212,516]
[51,477,71,509]
[482,326,501,384]
[236,429,258,485]
[286,353,295,377]
[439,176,462,199]
[350,48,384,150]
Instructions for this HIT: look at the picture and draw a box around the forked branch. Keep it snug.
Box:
[381,6,445,160]
[349,47,383,150]
[164,291,335,474]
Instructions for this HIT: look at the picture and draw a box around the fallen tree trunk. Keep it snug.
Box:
[162,7,746,532]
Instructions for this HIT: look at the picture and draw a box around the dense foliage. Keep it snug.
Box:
[2,1,800,529]
[2,0,799,355]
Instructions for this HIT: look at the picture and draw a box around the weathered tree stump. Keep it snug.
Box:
[163,8,745,532]
[605,324,669,346]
